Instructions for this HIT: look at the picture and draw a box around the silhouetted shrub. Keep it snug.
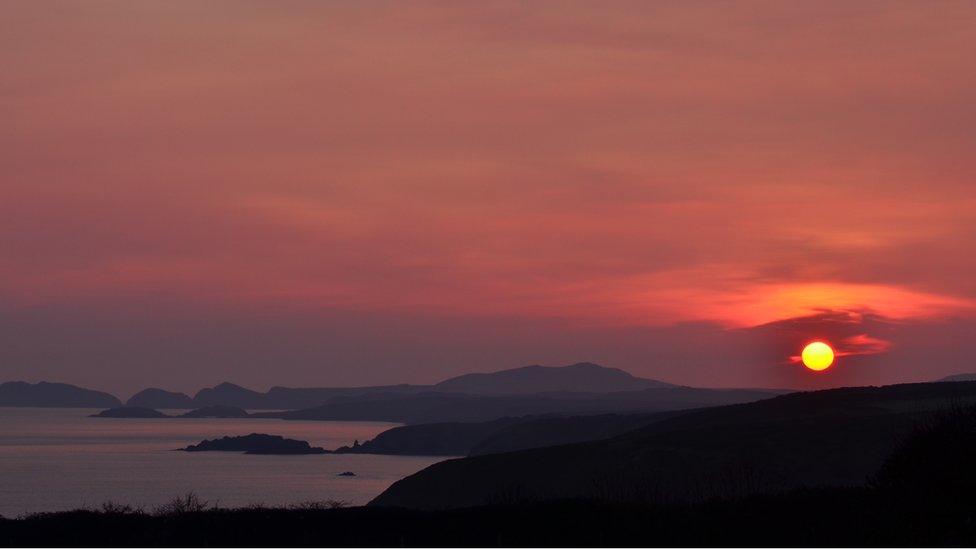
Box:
[99,501,143,515]
[152,492,213,515]
[288,499,347,510]
[872,405,976,496]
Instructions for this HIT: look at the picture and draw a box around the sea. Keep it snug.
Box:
[0,407,447,517]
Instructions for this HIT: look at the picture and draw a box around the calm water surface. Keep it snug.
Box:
[0,408,446,517]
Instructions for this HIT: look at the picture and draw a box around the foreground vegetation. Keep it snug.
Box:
[2,486,976,547]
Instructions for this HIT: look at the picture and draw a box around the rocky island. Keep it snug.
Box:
[90,406,170,418]
[178,405,249,418]
[125,388,195,409]
[179,433,329,455]
[90,405,250,419]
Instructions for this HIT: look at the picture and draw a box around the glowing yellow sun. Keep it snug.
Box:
[801,341,834,371]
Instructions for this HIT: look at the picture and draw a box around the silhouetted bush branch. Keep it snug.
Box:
[152,492,214,515]
[288,499,348,510]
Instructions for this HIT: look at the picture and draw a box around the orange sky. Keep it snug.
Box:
[3,1,976,394]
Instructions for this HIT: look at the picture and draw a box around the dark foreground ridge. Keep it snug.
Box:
[179,434,329,455]
[2,489,975,546]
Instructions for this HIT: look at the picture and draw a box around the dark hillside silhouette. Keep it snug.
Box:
[0,381,121,408]
[192,382,267,409]
[262,384,430,409]
[180,434,328,455]
[335,413,676,456]
[432,362,676,394]
[468,413,677,456]
[871,405,976,497]
[91,407,169,418]
[126,388,194,409]
[178,406,249,418]
[192,382,432,410]
[334,417,528,455]
[259,386,780,425]
[371,380,976,509]
[5,403,976,545]
[938,373,976,382]
[2,363,783,410]
[152,363,682,410]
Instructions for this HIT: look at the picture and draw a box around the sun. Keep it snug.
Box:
[801,341,835,371]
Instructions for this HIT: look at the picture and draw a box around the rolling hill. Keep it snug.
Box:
[433,362,675,394]
[938,373,976,382]
[259,386,782,424]
[0,381,122,408]
[125,363,687,410]
[370,380,976,509]
[6,363,781,414]
[334,412,676,456]
[126,388,195,409]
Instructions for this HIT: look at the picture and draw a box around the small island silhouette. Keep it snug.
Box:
[91,407,169,418]
[178,433,329,455]
[178,405,249,418]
